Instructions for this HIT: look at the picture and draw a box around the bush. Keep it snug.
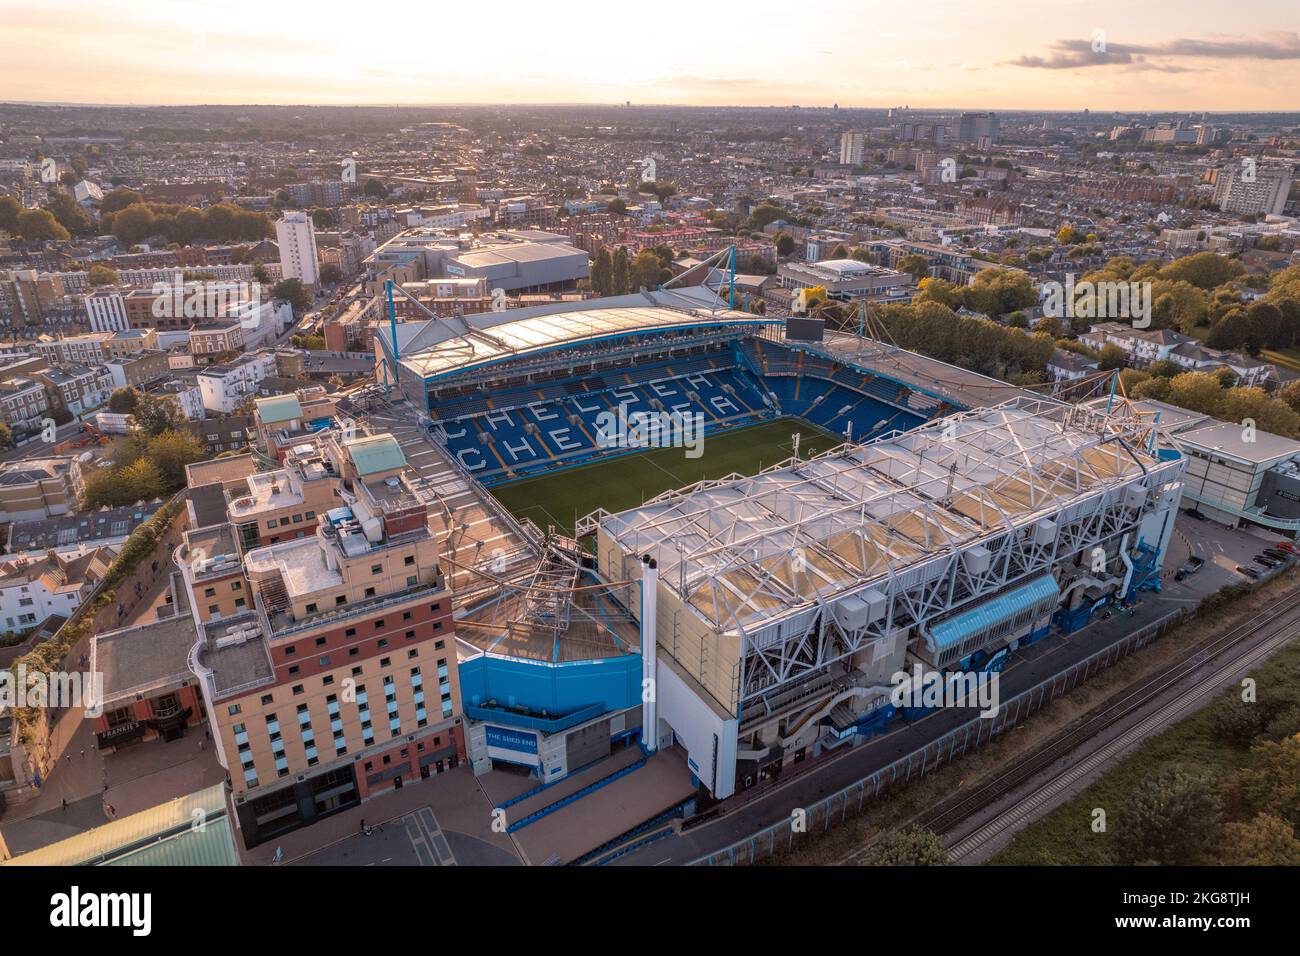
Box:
[1210,699,1267,746]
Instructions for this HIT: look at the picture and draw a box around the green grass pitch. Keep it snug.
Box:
[489,417,845,536]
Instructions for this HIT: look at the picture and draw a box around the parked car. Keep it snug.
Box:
[1254,556,1281,569]
[1174,568,1188,582]
[1263,548,1290,561]
[1187,556,1205,569]
[1236,565,1261,579]
[1184,508,1206,520]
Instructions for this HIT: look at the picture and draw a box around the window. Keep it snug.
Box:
[377,639,388,649]
[292,514,303,523]
[285,645,297,657]
[231,581,242,591]
[261,694,273,705]
[345,628,356,638]
[266,520,277,530]
[335,595,347,606]
[404,556,415,566]
[292,685,304,696]
[405,630,416,640]
[406,576,418,587]
[365,587,376,598]
[306,603,317,613]
[203,587,216,598]
[372,565,383,575]
[315,637,327,647]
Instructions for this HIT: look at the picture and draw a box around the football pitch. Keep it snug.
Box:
[489,417,844,536]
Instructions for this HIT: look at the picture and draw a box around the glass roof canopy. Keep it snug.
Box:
[391,304,771,382]
[597,398,1167,634]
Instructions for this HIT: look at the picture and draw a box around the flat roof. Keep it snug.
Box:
[1177,420,1300,467]
[94,614,199,705]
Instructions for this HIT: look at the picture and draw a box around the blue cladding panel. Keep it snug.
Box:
[458,653,641,718]
[929,575,1061,653]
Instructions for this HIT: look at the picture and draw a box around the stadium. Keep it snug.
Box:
[372,282,1186,803]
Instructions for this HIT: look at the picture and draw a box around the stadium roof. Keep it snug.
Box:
[386,289,775,382]
[597,398,1169,634]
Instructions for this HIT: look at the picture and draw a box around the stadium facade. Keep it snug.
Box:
[372,289,1186,801]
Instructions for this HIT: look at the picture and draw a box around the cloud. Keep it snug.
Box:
[1006,32,1300,71]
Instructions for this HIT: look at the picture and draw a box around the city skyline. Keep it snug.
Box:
[4,0,1300,110]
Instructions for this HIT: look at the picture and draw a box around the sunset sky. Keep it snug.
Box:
[4,0,1300,110]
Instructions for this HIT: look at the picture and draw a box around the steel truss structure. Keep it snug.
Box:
[592,397,1186,717]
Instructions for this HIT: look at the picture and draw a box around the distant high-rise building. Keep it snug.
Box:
[839,132,867,165]
[1213,162,1294,217]
[956,112,999,145]
[276,211,320,287]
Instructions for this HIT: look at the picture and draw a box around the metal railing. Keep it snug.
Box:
[691,610,1185,866]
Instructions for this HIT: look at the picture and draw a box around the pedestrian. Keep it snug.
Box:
[65,754,72,765]
[106,804,115,818]
[359,818,366,835]
[80,749,85,758]
[61,798,67,810]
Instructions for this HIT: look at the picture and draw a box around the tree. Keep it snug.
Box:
[850,247,875,265]
[45,193,93,236]
[859,826,948,866]
[82,469,130,509]
[916,277,961,310]
[145,430,205,489]
[962,268,1036,317]
[829,244,849,260]
[591,249,613,297]
[362,179,388,198]
[0,195,21,234]
[132,393,185,436]
[1210,698,1267,746]
[0,421,12,448]
[1159,252,1245,290]
[1221,813,1300,866]
[111,203,158,245]
[319,263,343,284]
[606,198,627,216]
[100,188,143,215]
[1218,388,1300,439]
[120,457,164,502]
[1118,764,1222,865]
[1097,344,1129,371]
[611,247,630,296]
[271,278,313,315]
[630,250,670,290]
[87,264,121,287]
[107,387,140,414]
[898,254,931,283]
[773,232,795,257]
[1238,735,1300,827]
[1166,371,1225,417]
[16,208,70,241]
[1056,225,1078,245]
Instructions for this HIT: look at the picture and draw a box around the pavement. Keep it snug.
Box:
[259,767,521,867]
[1,721,223,856]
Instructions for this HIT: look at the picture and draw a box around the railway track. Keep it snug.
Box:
[838,584,1300,866]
